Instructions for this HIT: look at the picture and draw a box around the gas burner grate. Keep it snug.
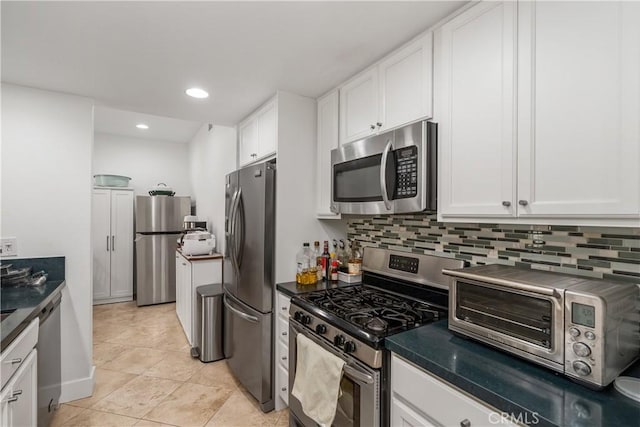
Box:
[300,285,442,335]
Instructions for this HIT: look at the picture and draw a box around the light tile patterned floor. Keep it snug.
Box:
[52,301,288,427]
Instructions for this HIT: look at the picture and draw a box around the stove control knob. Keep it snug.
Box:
[344,341,356,353]
[315,324,327,335]
[301,315,312,325]
[334,335,345,346]
[293,311,303,322]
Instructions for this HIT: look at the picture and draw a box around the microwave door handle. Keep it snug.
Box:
[380,139,393,211]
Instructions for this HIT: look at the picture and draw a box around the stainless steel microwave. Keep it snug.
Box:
[443,264,640,389]
[330,120,436,215]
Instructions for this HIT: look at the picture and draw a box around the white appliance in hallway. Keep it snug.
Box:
[135,195,190,306]
[223,159,276,412]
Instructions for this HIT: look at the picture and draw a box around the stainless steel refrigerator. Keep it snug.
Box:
[135,195,190,306]
[223,159,275,412]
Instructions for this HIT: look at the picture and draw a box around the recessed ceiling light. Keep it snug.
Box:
[186,88,209,99]
[136,123,149,129]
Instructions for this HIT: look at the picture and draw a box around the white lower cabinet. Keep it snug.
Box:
[274,291,291,411]
[175,252,222,347]
[1,320,39,427]
[391,354,517,427]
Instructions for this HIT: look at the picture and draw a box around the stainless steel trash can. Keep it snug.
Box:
[193,284,224,363]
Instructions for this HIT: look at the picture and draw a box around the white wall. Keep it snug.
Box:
[1,83,95,401]
[188,124,237,253]
[93,133,191,198]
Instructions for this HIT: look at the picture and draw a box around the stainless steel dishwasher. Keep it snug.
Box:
[37,292,61,427]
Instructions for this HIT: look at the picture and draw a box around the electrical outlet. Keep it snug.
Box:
[0,237,18,257]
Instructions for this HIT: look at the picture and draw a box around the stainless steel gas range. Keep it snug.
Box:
[288,247,465,427]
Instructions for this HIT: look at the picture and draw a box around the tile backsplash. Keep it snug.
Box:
[347,214,640,283]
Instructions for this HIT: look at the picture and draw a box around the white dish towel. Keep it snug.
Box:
[292,333,346,427]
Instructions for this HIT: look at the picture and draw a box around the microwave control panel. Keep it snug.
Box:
[395,146,418,199]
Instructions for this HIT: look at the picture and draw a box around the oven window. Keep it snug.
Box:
[333,376,360,427]
[456,281,553,348]
[334,154,383,202]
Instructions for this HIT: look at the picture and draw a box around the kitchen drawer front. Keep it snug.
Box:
[276,315,289,345]
[276,292,290,319]
[277,338,289,370]
[391,354,515,427]
[1,318,39,390]
[277,363,289,405]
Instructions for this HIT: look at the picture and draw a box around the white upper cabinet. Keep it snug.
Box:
[340,32,434,145]
[379,32,433,133]
[316,90,341,218]
[340,68,378,144]
[436,1,517,218]
[238,119,258,166]
[516,1,640,218]
[238,98,278,167]
[437,0,640,225]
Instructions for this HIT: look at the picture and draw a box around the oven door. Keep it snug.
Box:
[449,278,565,370]
[288,321,380,427]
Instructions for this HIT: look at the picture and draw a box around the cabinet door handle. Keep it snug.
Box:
[281,306,287,311]
[4,396,18,403]
[370,124,376,130]
[107,236,110,251]
[281,387,287,392]
[502,201,511,207]
[518,200,529,206]
[281,356,287,361]
[11,390,22,397]
[10,358,22,365]
[111,235,115,250]
[376,122,382,127]
[281,331,287,336]
[460,419,471,427]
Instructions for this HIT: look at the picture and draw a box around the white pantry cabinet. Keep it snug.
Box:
[340,32,433,145]
[175,251,222,346]
[391,354,517,427]
[92,188,134,304]
[238,98,278,167]
[437,0,640,225]
[316,90,341,218]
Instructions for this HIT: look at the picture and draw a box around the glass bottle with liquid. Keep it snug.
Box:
[296,243,316,285]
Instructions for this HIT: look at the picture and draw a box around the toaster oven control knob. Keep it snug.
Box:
[585,331,596,340]
[573,342,591,358]
[344,341,356,353]
[301,315,312,325]
[572,361,592,377]
[293,311,303,322]
[569,327,581,338]
[334,335,345,346]
[315,324,327,335]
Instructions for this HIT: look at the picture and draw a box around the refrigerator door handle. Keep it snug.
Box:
[223,294,258,323]
[106,236,110,251]
[235,188,245,269]
[229,189,241,277]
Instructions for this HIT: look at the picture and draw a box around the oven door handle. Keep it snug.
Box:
[380,139,393,211]
[343,364,374,385]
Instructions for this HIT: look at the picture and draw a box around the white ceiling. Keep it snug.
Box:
[94,106,202,143]
[1,1,466,126]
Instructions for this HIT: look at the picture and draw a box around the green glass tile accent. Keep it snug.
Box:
[578,259,611,268]
[619,251,640,260]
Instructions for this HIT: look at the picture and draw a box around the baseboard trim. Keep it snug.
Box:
[60,365,96,403]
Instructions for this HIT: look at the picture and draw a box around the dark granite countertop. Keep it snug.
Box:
[1,257,66,351]
[276,280,358,297]
[386,321,640,427]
